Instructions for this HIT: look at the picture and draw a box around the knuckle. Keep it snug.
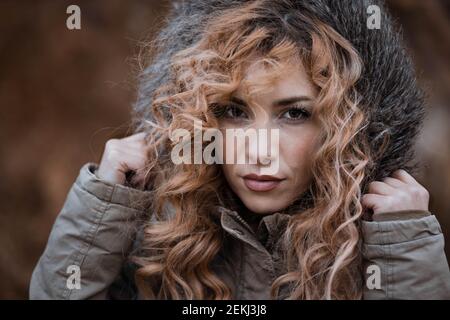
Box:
[415,186,429,199]
[385,197,396,209]
[105,138,119,150]
[106,148,120,162]
[397,190,409,202]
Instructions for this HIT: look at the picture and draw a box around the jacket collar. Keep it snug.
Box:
[211,184,290,252]
[215,205,292,254]
[213,184,312,254]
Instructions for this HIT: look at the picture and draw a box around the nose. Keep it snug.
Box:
[246,119,279,168]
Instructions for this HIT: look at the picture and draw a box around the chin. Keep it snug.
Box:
[240,195,289,215]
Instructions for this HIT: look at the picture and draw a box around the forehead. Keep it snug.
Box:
[233,57,317,103]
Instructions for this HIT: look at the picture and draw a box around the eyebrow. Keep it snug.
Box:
[231,95,312,107]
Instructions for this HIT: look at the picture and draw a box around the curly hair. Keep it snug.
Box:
[131,0,371,299]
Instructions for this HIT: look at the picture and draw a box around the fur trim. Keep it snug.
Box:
[133,0,425,184]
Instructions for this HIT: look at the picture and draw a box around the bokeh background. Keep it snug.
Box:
[0,0,449,299]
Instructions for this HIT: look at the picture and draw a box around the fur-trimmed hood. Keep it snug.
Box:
[133,0,425,185]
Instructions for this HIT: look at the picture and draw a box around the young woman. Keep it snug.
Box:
[30,0,450,299]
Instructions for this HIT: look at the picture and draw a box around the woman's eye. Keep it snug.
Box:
[211,103,248,120]
[224,105,248,119]
[280,106,311,122]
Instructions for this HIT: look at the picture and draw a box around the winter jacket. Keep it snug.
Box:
[29,163,450,299]
[29,0,450,300]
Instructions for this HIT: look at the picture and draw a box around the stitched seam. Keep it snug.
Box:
[76,181,146,214]
[385,222,393,299]
[64,202,108,299]
[62,182,114,299]
[75,179,148,211]
[365,229,443,246]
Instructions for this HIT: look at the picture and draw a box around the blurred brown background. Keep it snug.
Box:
[0,0,449,299]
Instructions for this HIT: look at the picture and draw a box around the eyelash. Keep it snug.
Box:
[224,104,248,120]
[211,103,248,121]
[279,105,311,122]
[215,103,311,123]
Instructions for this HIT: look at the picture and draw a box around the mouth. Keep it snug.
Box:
[242,174,285,192]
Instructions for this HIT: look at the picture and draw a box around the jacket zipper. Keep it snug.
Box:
[232,211,256,235]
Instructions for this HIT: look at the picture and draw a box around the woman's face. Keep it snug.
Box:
[219,58,321,214]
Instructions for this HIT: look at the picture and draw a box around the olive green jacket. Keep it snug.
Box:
[29,163,450,299]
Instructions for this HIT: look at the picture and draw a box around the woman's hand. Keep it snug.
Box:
[362,169,430,219]
[96,132,150,188]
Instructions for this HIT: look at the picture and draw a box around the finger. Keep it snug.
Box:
[119,155,148,173]
[113,147,149,160]
[392,169,418,185]
[122,140,152,153]
[368,181,396,195]
[361,194,385,210]
[382,176,405,188]
[124,135,153,151]
[114,137,151,153]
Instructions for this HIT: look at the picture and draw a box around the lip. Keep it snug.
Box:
[242,174,285,192]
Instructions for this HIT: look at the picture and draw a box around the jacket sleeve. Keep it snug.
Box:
[361,210,450,299]
[29,163,153,300]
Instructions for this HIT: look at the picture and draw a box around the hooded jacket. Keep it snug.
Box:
[29,163,450,299]
[29,0,450,299]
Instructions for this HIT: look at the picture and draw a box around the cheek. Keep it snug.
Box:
[281,127,319,175]
[221,163,233,180]
[221,163,239,191]
[220,127,238,163]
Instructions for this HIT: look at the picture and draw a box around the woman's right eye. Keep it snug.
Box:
[210,103,249,121]
[224,104,248,119]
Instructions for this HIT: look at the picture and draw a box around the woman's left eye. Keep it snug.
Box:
[280,106,311,121]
